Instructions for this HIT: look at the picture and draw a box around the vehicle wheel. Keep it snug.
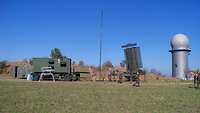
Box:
[33,73,40,81]
[72,74,77,81]
[64,74,73,81]
[76,74,80,81]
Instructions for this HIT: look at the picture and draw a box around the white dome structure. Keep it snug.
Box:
[169,33,191,80]
[170,34,189,50]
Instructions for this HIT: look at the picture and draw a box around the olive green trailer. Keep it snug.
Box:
[32,57,71,74]
[32,57,75,81]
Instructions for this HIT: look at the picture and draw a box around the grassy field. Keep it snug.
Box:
[0,80,199,113]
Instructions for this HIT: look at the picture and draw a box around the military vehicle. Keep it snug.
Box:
[122,43,143,86]
[32,57,80,81]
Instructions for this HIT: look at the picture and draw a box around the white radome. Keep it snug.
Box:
[171,34,189,50]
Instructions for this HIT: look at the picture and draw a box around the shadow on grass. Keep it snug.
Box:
[188,85,200,89]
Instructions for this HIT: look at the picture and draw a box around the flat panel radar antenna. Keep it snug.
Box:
[122,43,143,86]
[122,43,143,73]
[121,43,137,48]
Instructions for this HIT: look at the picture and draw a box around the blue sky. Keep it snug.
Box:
[0,0,200,75]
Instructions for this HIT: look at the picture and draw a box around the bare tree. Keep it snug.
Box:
[50,48,63,59]
[120,60,126,67]
[72,61,76,65]
[0,60,7,68]
[150,68,161,75]
[29,59,33,65]
[78,60,85,66]
[102,60,113,71]
[140,69,147,82]
[0,60,7,73]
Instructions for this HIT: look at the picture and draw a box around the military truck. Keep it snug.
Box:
[32,57,80,81]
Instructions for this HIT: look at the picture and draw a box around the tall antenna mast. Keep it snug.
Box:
[99,10,103,78]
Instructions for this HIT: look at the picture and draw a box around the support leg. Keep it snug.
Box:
[51,73,55,82]
[39,74,43,81]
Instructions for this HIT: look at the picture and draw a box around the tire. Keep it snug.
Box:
[64,74,73,81]
[33,73,40,81]
[76,74,80,81]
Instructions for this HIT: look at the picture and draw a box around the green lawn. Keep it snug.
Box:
[0,80,199,113]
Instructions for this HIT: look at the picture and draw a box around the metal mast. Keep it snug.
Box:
[99,10,103,78]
